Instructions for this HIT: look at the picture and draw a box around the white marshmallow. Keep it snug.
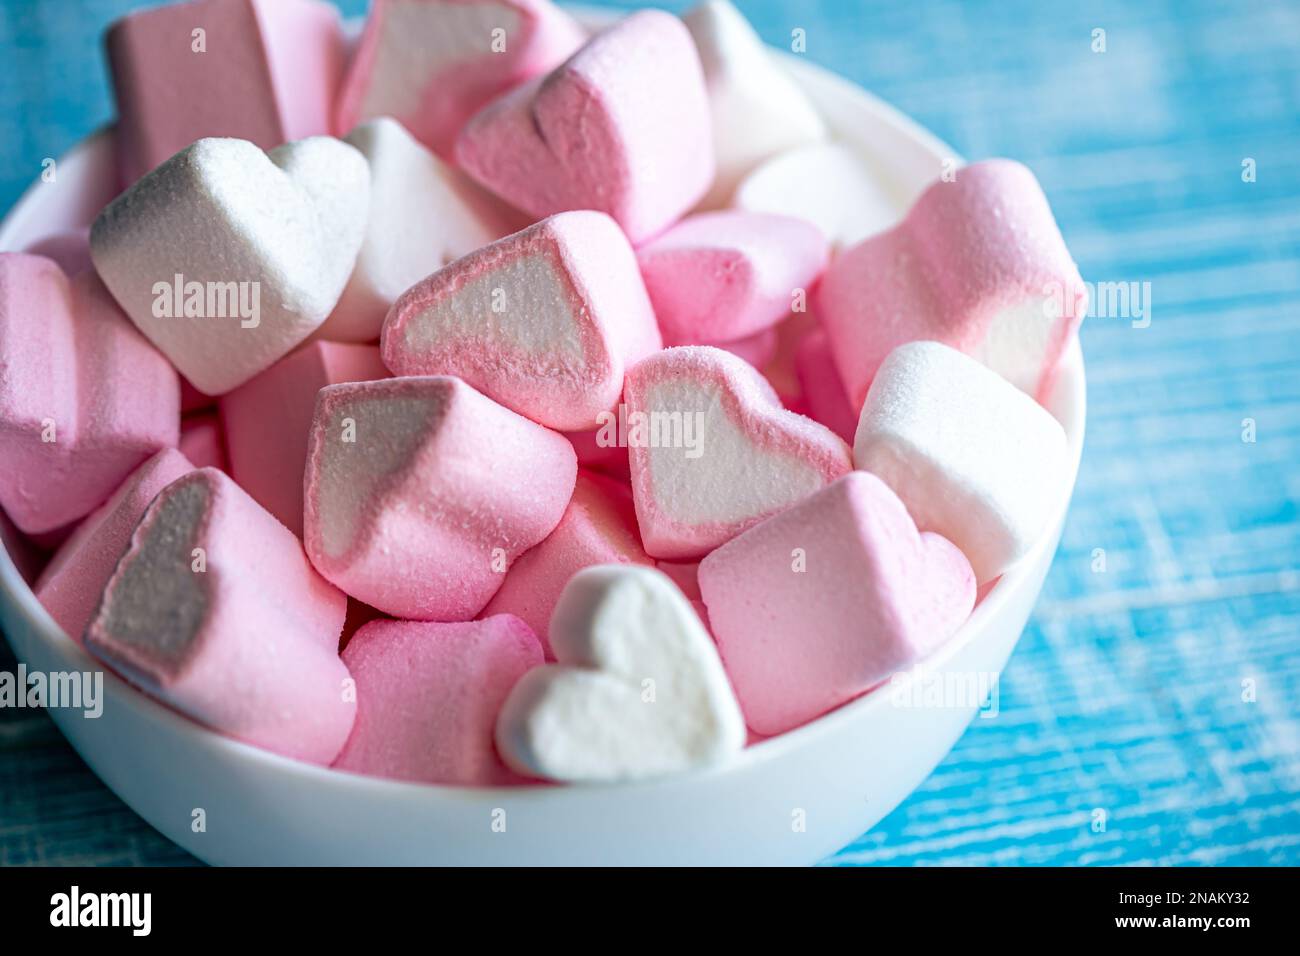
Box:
[494,564,746,782]
[733,141,900,251]
[90,136,369,395]
[683,0,825,208]
[853,341,1070,583]
[318,117,502,343]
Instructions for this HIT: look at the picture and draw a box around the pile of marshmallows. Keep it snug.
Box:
[0,0,1088,785]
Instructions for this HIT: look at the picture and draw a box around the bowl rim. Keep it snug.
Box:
[0,35,1087,803]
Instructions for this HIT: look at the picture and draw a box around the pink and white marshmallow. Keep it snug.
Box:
[699,471,976,735]
[318,117,504,343]
[302,376,577,620]
[636,211,829,345]
[220,341,388,535]
[85,467,354,764]
[455,10,714,243]
[816,159,1088,407]
[107,0,345,183]
[35,449,195,642]
[0,255,179,534]
[336,0,585,157]
[482,471,652,658]
[682,0,826,208]
[623,346,852,559]
[381,211,661,431]
[495,565,745,782]
[333,616,544,784]
[854,341,1070,583]
[90,136,369,395]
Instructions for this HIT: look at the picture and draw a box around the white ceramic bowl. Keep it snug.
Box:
[0,18,1085,865]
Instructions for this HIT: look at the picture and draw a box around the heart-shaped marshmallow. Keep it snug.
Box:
[732,141,901,252]
[0,255,180,534]
[90,136,370,395]
[682,0,826,208]
[381,211,661,431]
[336,0,585,157]
[455,10,714,243]
[84,468,354,765]
[854,341,1070,583]
[494,564,746,782]
[815,159,1088,406]
[699,471,976,735]
[302,376,577,620]
[623,346,852,559]
[636,210,829,345]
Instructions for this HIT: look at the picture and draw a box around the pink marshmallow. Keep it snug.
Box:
[815,159,1088,407]
[637,211,829,345]
[795,328,858,443]
[179,413,228,472]
[107,0,345,183]
[85,467,354,764]
[333,615,544,784]
[35,449,196,642]
[481,471,652,658]
[219,341,388,536]
[303,376,577,620]
[336,0,585,157]
[623,346,852,559]
[699,471,976,735]
[455,10,714,243]
[381,211,661,431]
[0,255,179,534]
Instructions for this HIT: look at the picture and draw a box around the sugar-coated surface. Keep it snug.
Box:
[107,0,344,183]
[699,472,975,735]
[334,615,543,785]
[624,346,851,558]
[303,376,577,620]
[0,255,179,534]
[85,468,353,765]
[336,0,584,156]
[816,159,1087,406]
[455,10,714,243]
[382,211,660,431]
[89,136,369,395]
[494,565,746,782]
[854,341,1069,583]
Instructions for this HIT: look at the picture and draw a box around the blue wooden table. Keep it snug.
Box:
[1,0,1297,866]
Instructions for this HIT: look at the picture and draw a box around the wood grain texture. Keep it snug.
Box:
[1,0,1297,866]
